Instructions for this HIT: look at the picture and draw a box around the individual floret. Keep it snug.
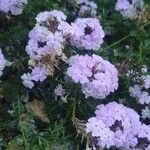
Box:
[21,73,34,89]
[21,66,47,89]
[54,84,66,97]
[142,106,150,119]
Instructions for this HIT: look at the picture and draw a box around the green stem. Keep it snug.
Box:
[12,56,29,66]
[86,101,96,110]
[72,87,78,118]
[139,20,150,29]
[20,124,29,150]
[101,20,150,52]
[66,0,79,8]
[139,41,143,61]
[102,34,130,51]
[72,98,76,118]
[17,97,29,150]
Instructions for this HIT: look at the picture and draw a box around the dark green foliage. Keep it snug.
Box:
[0,0,150,149]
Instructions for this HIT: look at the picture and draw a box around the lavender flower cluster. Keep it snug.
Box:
[22,9,105,89]
[115,0,144,20]
[129,83,150,105]
[129,67,150,119]
[27,10,73,59]
[70,18,105,51]
[0,0,150,149]
[67,54,118,99]
[76,0,98,17]
[86,102,150,149]
[21,10,73,89]
[0,49,7,76]
[0,0,27,15]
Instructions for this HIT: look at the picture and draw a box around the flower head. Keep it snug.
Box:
[67,54,118,99]
[76,0,98,17]
[86,102,150,149]
[22,10,72,89]
[21,66,47,89]
[70,18,105,51]
[115,0,144,19]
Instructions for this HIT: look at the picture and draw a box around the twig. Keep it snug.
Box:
[17,97,29,150]
[101,20,150,51]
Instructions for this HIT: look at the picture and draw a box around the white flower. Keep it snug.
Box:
[129,84,142,98]
[21,73,34,89]
[141,65,148,73]
[142,107,150,119]
[54,84,66,97]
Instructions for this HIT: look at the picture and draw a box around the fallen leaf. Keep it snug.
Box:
[26,99,50,124]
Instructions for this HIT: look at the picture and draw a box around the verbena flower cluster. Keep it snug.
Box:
[0,0,27,15]
[22,10,105,89]
[129,84,150,105]
[128,65,150,119]
[115,0,144,20]
[70,18,105,51]
[0,49,7,76]
[76,0,97,17]
[129,76,150,119]
[86,102,150,149]
[26,10,73,59]
[0,0,150,149]
[67,54,118,99]
[21,10,73,89]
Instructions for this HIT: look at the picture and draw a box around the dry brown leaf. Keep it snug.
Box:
[26,99,50,124]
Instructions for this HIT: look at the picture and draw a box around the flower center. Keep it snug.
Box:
[48,18,59,33]
[136,137,150,150]
[110,120,123,132]
[85,26,93,35]
[38,41,47,48]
